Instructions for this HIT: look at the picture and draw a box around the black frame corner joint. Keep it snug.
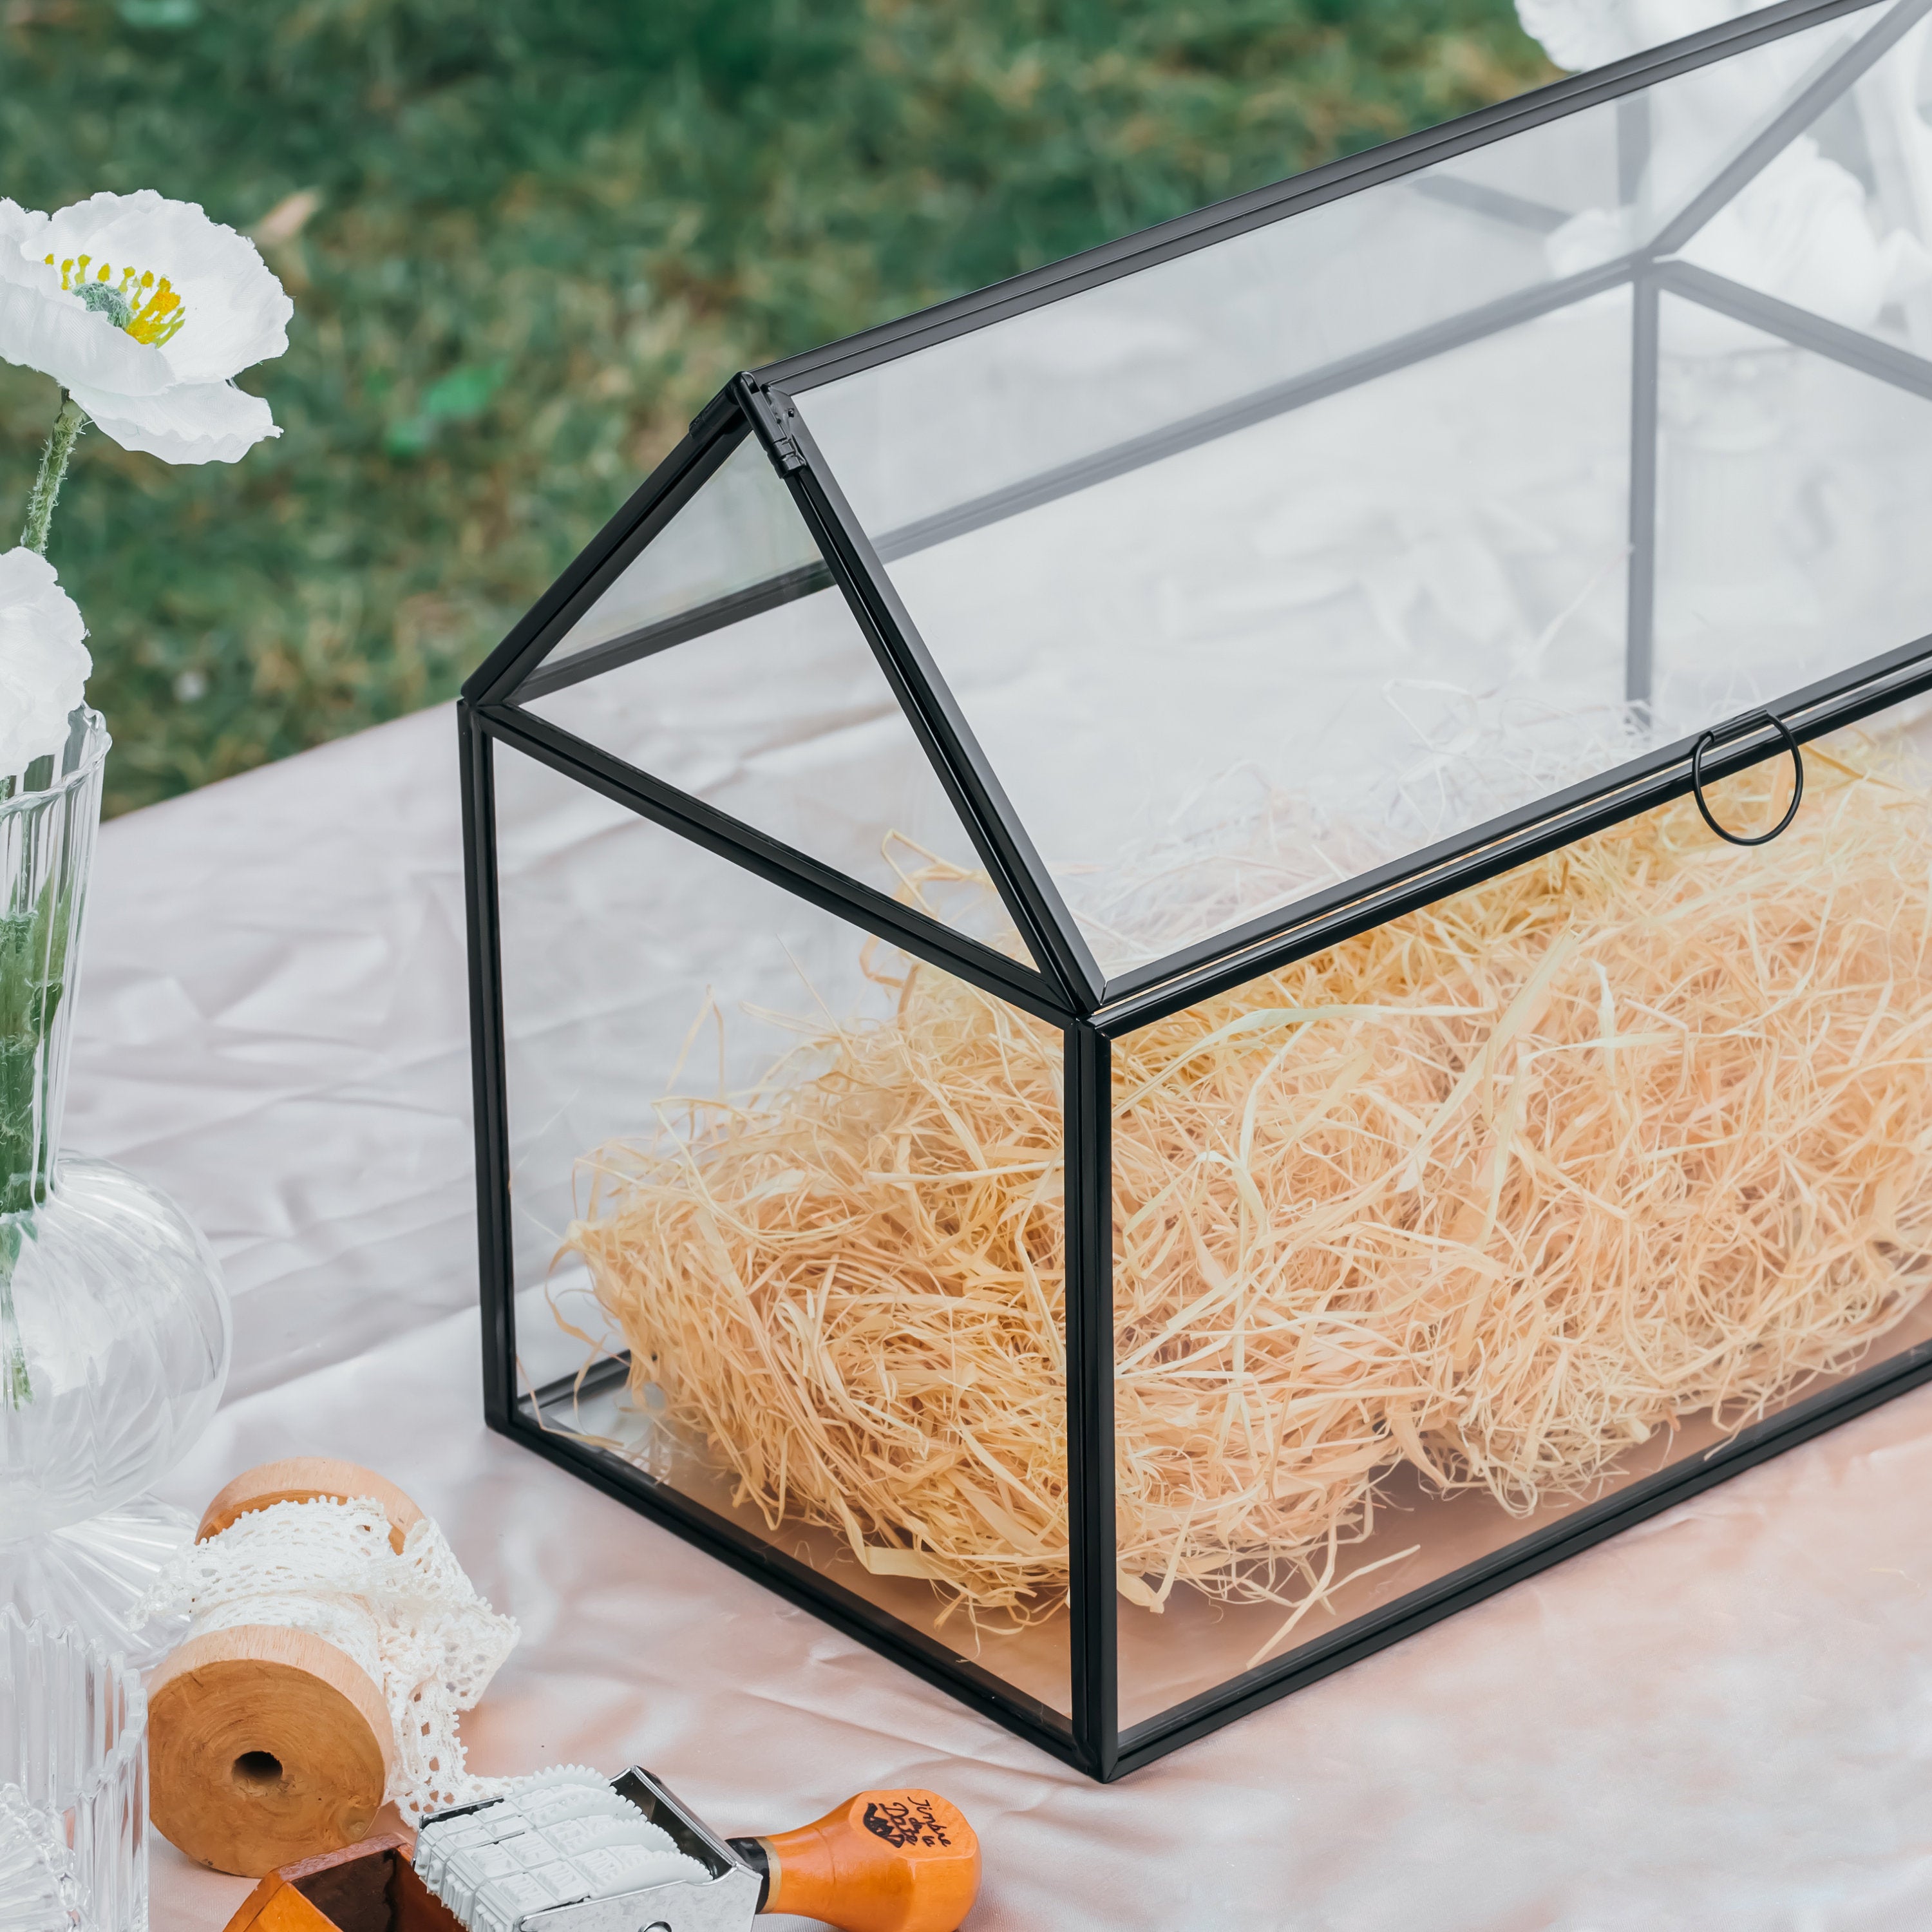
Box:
[740,375,808,474]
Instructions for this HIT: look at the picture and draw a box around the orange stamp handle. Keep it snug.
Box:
[730,1787,980,1932]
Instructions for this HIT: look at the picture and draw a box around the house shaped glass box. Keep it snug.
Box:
[461,0,1932,1779]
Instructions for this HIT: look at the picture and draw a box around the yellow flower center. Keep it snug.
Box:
[44,252,186,348]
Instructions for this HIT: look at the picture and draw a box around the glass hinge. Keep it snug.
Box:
[743,381,807,473]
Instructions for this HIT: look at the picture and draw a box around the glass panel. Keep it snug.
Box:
[493,742,1070,1720]
[535,435,822,677]
[791,6,1908,981]
[1650,12,1932,356]
[520,454,1034,963]
[1652,289,1932,723]
[1113,692,1932,1732]
[807,108,1622,547]
[800,10,1880,539]
[822,292,1637,976]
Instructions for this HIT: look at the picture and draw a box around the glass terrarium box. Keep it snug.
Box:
[460,0,1932,1779]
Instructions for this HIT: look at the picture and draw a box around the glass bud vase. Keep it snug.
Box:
[0,710,231,1666]
[0,1607,148,1932]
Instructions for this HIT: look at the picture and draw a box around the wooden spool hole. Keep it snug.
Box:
[151,1459,425,1877]
[233,1751,286,1791]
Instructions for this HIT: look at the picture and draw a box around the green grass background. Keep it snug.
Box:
[0,0,1554,815]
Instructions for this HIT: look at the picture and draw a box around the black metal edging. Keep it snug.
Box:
[1625,269,1660,713]
[495,1411,1083,1766]
[511,254,1637,711]
[1094,629,1932,1031]
[454,0,1932,1786]
[477,0,1929,723]
[469,419,749,709]
[1649,0,1932,258]
[1656,258,1932,400]
[1113,1329,1932,1776]
[764,392,1109,1014]
[513,560,836,705]
[751,0,1888,395]
[500,243,1932,853]
[479,2,1932,751]
[487,368,1099,1019]
[469,691,1082,1768]
[457,701,516,1431]
[866,256,1638,568]
[475,702,1074,1027]
[1063,1025,1119,1779]
[506,0,1922,717]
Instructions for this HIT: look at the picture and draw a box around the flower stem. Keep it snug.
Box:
[20,397,86,556]
[0,1220,28,1410]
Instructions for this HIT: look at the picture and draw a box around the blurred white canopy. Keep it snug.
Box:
[1517,0,1770,71]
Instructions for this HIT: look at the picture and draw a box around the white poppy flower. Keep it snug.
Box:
[0,549,90,779]
[0,190,291,465]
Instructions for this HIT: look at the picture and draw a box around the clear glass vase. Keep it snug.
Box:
[0,1606,149,1932]
[0,712,230,1664]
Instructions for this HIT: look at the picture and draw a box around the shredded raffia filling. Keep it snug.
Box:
[565,735,1932,1627]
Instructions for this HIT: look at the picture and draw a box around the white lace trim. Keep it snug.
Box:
[143,1496,520,1822]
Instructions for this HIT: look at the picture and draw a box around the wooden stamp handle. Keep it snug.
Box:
[744,1788,979,1932]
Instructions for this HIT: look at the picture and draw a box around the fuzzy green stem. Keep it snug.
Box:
[21,397,85,556]
[0,1220,27,1410]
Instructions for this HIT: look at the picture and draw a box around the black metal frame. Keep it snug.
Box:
[460,0,1932,1781]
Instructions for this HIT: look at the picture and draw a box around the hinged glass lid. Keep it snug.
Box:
[779,0,1932,987]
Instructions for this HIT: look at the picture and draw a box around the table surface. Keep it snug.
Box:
[79,703,1932,1932]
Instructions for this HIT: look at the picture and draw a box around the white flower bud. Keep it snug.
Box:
[0,548,91,780]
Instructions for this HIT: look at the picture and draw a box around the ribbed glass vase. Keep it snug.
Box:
[0,712,230,1664]
[0,1606,149,1932]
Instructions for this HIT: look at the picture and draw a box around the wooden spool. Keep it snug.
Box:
[151,1458,421,1879]
[198,1459,424,1554]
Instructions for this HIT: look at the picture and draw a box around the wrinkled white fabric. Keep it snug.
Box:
[145,1496,519,1821]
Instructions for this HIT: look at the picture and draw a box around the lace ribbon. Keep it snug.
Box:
[142,1496,520,1822]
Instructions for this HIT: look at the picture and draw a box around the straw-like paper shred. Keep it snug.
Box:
[565,737,1932,1622]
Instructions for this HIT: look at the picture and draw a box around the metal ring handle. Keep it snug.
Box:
[1689,710,1805,848]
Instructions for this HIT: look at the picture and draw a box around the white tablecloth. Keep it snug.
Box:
[80,704,1932,1932]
